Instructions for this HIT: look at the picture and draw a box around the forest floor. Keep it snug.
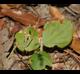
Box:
[0,4,80,70]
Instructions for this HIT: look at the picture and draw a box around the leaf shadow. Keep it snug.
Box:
[15,48,34,56]
[43,43,72,53]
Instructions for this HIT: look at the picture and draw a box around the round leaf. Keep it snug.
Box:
[43,19,73,48]
[15,31,26,52]
[31,51,52,70]
[15,26,39,52]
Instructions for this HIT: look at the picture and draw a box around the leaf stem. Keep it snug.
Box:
[40,38,43,52]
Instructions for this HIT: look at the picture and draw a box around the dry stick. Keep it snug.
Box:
[8,45,16,59]
[63,53,71,62]
[19,59,32,70]
[64,50,80,66]
[64,50,80,61]
[70,63,79,70]
[32,7,43,28]
[63,50,80,69]
[64,7,77,17]
[8,54,32,70]
[64,7,80,21]
[8,60,18,70]
[16,53,32,70]
[31,6,40,17]
[8,59,29,70]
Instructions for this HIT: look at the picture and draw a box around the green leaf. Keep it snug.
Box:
[43,19,73,48]
[24,27,40,51]
[15,26,39,52]
[15,31,26,52]
[31,51,52,70]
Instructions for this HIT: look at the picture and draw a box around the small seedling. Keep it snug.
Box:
[15,19,73,70]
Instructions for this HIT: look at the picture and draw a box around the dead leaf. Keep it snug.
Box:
[49,6,65,22]
[52,63,64,70]
[37,18,47,28]
[10,22,22,35]
[0,4,11,9]
[3,36,14,52]
[7,4,22,9]
[0,19,5,30]
[0,4,22,9]
[0,44,4,69]
[1,9,38,26]
[0,27,9,44]
[70,31,80,54]
[0,13,4,18]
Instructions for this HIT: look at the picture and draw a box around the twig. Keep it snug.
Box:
[16,53,32,70]
[19,59,32,70]
[8,60,18,70]
[8,45,16,59]
[31,6,40,17]
[8,54,32,70]
[64,50,80,66]
[64,7,77,17]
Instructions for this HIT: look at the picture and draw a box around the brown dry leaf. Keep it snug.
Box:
[0,4,11,9]
[0,13,4,18]
[0,4,22,9]
[10,22,22,35]
[49,6,65,22]
[0,19,5,30]
[0,43,4,69]
[70,31,80,54]
[1,9,38,26]
[7,4,22,9]
[37,18,47,28]
[52,63,64,70]
[3,36,14,52]
[33,18,47,28]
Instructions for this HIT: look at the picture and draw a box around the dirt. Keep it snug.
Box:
[0,4,80,70]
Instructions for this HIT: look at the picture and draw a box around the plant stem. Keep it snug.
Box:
[40,38,43,52]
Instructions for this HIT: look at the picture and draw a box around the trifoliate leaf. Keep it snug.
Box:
[31,51,52,70]
[43,19,73,48]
